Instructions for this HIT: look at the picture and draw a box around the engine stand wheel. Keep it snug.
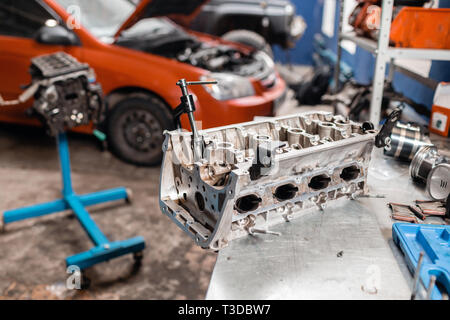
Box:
[125,188,133,204]
[0,214,4,233]
[80,273,91,290]
[133,251,144,268]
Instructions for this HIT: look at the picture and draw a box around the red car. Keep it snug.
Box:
[0,0,287,165]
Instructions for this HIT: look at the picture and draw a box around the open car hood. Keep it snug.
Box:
[115,0,209,37]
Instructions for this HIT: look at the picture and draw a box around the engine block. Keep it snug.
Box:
[159,111,378,250]
[29,52,104,136]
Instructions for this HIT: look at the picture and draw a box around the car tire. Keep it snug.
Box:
[106,94,174,166]
[221,30,274,58]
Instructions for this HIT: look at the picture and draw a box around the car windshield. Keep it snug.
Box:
[54,0,136,42]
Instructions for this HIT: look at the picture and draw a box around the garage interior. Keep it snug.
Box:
[0,0,449,301]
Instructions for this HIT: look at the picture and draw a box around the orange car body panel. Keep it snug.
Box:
[390,8,450,49]
[0,0,285,134]
[115,0,209,38]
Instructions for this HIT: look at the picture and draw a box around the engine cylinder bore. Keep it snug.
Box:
[235,194,262,213]
[340,165,361,181]
[274,183,299,201]
[308,174,331,190]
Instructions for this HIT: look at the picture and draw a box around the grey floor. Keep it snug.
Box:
[0,98,331,300]
[0,124,216,300]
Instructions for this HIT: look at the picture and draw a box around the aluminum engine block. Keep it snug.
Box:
[159,111,378,250]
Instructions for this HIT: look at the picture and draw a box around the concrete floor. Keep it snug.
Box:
[0,124,216,300]
[0,99,331,300]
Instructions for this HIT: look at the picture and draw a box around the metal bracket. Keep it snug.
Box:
[173,79,218,162]
[375,107,402,148]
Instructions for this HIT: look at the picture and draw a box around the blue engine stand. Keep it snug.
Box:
[2,133,146,270]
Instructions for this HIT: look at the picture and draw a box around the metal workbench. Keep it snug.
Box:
[206,138,449,300]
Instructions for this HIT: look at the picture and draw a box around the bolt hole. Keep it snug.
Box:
[195,192,205,211]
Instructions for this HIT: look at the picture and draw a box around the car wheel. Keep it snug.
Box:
[107,95,173,166]
[222,29,274,58]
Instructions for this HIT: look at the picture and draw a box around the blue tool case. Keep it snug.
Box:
[392,223,449,300]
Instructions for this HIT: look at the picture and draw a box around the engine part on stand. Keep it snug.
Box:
[410,146,448,183]
[159,80,400,250]
[1,52,145,276]
[0,52,104,136]
[30,53,104,136]
[384,121,432,161]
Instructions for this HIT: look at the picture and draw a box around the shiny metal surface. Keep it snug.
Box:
[160,111,377,250]
[427,163,450,201]
[206,145,448,300]
[384,122,432,161]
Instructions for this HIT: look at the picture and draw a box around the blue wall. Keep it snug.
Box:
[275,0,450,111]
[273,0,324,65]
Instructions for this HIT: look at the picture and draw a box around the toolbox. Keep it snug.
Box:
[392,223,449,300]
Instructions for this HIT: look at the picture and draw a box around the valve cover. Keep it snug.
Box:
[159,112,378,250]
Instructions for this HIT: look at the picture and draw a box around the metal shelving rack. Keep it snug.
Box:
[333,0,450,126]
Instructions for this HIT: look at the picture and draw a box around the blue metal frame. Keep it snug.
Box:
[2,133,146,270]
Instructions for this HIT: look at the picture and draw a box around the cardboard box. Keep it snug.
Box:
[430,82,450,137]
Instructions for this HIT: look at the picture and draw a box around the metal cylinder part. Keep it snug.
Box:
[384,122,432,161]
[250,134,271,149]
[426,163,450,201]
[287,128,305,146]
[214,141,234,164]
[318,122,335,139]
[333,119,352,135]
[410,146,447,184]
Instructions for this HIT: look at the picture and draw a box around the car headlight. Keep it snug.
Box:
[201,73,255,101]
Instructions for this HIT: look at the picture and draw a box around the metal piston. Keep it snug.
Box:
[427,163,450,201]
[384,122,432,161]
[410,146,447,184]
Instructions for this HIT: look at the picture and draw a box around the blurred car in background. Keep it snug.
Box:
[187,0,306,56]
[0,0,287,165]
